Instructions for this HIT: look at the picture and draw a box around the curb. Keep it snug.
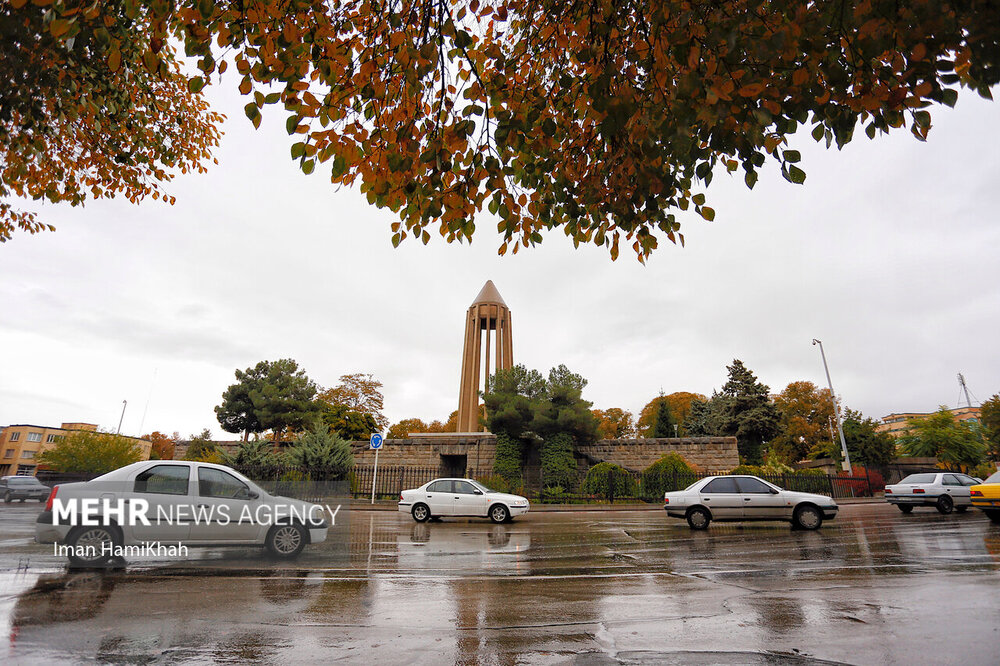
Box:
[347,497,886,511]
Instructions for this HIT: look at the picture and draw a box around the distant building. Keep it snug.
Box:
[878,406,981,438]
[0,423,152,476]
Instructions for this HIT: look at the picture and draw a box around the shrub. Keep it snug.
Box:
[971,461,999,480]
[222,438,283,473]
[794,467,827,476]
[731,464,763,475]
[475,474,513,494]
[642,454,695,499]
[36,430,142,475]
[493,432,523,485]
[284,422,354,480]
[540,432,578,489]
[581,462,637,500]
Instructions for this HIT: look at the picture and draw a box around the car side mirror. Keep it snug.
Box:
[248,490,259,500]
[769,488,779,494]
[473,489,483,495]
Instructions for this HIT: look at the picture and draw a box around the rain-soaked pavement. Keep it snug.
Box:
[2,502,999,664]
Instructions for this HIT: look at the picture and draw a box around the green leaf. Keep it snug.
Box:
[941,88,959,107]
[745,170,758,189]
[865,122,877,139]
[700,206,715,221]
[187,76,205,93]
[290,143,305,160]
[301,159,315,175]
[692,193,705,205]
[286,115,299,135]
[811,124,824,142]
[788,165,806,184]
[244,103,261,129]
[782,150,801,163]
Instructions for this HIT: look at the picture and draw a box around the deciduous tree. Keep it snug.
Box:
[899,406,987,469]
[318,373,388,431]
[638,392,705,436]
[387,418,430,439]
[144,431,177,460]
[36,430,142,474]
[1,1,221,242]
[593,408,635,439]
[981,394,1000,460]
[9,1,997,258]
[770,381,836,463]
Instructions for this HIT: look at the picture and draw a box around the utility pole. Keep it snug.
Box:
[958,373,973,408]
[812,340,852,475]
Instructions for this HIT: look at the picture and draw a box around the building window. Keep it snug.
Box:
[21,450,36,459]
[16,464,36,475]
[9,432,19,442]
[3,449,13,459]
[26,432,42,443]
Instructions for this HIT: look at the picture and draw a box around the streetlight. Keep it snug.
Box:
[812,339,852,475]
[117,400,127,435]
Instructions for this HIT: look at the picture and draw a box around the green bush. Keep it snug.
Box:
[731,464,763,475]
[970,461,998,480]
[284,422,354,480]
[475,474,513,494]
[641,454,696,499]
[794,467,827,476]
[540,432,578,489]
[493,432,523,485]
[581,462,637,500]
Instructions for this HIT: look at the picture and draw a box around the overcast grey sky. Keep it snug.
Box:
[2,82,997,440]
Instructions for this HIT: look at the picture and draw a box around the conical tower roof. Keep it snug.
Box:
[471,280,507,307]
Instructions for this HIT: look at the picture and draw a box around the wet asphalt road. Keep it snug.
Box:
[2,502,999,664]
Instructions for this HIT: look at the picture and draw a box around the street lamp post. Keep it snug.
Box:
[117,400,127,435]
[812,339,852,475]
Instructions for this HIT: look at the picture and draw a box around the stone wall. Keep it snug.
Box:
[351,434,497,472]
[575,437,739,473]
[347,434,738,474]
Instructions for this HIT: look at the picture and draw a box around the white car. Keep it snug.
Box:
[884,472,981,514]
[664,475,839,530]
[35,461,330,566]
[398,478,529,523]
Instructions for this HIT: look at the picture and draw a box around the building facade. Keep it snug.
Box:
[0,423,152,476]
[877,406,981,438]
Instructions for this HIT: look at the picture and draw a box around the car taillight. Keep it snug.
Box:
[399,494,404,502]
[44,485,58,511]
[913,488,925,494]
[885,488,892,494]
[971,490,983,497]
[663,498,669,504]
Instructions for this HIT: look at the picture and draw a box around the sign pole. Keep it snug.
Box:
[369,433,384,504]
[370,447,380,504]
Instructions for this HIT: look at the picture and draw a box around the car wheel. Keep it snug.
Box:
[38,496,46,503]
[897,504,914,514]
[2,492,10,503]
[936,495,954,514]
[984,509,1000,524]
[265,524,307,559]
[955,505,969,513]
[793,504,823,530]
[489,504,509,524]
[686,507,711,530]
[19,498,25,503]
[66,525,120,567]
[411,503,431,523]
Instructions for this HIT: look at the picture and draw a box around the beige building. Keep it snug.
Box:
[878,406,982,438]
[0,422,152,476]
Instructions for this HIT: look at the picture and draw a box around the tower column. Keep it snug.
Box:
[457,281,514,433]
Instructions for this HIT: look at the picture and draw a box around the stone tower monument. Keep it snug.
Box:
[457,280,513,432]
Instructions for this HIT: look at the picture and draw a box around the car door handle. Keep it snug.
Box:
[454,496,461,499]
[744,498,752,501]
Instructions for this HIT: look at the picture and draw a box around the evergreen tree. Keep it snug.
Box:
[716,360,781,464]
[652,400,677,438]
[284,422,354,479]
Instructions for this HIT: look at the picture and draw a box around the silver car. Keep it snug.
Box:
[664,475,839,530]
[884,472,981,514]
[35,461,330,566]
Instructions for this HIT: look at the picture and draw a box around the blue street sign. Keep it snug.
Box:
[370,433,383,450]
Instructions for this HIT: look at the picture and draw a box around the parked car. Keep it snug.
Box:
[35,460,330,566]
[970,470,1000,523]
[663,475,839,530]
[398,478,529,523]
[884,472,982,514]
[2,476,50,503]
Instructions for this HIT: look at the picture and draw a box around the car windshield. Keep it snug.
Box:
[9,478,37,486]
[984,471,1000,485]
[899,473,937,484]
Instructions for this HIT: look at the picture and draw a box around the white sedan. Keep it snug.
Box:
[884,472,981,514]
[664,475,839,530]
[36,461,330,566]
[399,478,529,523]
